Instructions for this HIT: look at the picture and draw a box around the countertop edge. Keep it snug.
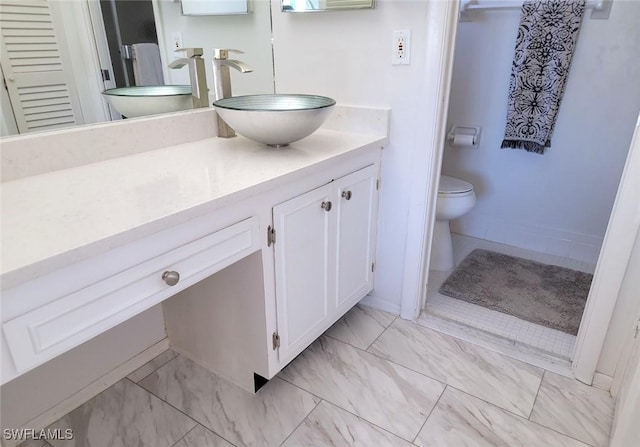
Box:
[1,133,386,291]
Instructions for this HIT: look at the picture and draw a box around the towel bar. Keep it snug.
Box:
[121,44,133,59]
[459,0,612,21]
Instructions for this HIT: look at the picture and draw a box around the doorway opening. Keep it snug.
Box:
[97,0,160,88]
[418,2,640,375]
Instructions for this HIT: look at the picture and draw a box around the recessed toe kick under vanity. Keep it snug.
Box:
[0,107,389,398]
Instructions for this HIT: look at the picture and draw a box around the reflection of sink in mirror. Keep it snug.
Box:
[101,86,193,118]
[282,0,374,12]
[0,0,274,137]
[213,94,336,147]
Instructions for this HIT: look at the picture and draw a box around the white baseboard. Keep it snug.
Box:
[592,372,613,392]
[452,214,603,265]
[359,294,401,316]
[2,339,170,447]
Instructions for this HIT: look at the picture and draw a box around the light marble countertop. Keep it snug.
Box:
[1,130,385,290]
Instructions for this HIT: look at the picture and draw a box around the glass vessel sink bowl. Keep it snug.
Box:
[213,94,336,147]
[102,85,193,118]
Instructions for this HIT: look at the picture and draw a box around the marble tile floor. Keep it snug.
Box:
[26,304,614,447]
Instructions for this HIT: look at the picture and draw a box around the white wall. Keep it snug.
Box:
[271,0,437,312]
[443,1,640,264]
[155,0,274,97]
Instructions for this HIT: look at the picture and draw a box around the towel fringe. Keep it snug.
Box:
[501,139,546,154]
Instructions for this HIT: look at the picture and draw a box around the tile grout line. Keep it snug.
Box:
[445,383,535,422]
[278,376,422,444]
[277,375,325,401]
[125,375,199,423]
[35,376,139,443]
[364,315,398,352]
[124,376,236,447]
[324,330,463,396]
[411,385,447,445]
[277,399,322,447]
[321,399,422,444]
[169,424,198,447]
[446,383,596,447]
[320,309,397,353]
[335,330,549,422]
[356,330,532,409]
[323,332,354,347]
[325,318,566,428]
[131,350,180,384]
[366,352,446,391]
[528,370,545,420]
[319,332,450,393]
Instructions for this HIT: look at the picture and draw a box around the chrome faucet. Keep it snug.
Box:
[213,49,253,138]
[168,48,209,109]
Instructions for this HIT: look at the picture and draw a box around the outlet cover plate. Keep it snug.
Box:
[392,30,411,65]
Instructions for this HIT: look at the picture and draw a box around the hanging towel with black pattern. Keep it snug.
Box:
[501,0,586,154]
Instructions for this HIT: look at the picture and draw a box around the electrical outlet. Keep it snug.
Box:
[172,32,183,51]
[392,30,411,65]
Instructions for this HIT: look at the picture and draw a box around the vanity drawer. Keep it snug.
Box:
[2,216,259,373]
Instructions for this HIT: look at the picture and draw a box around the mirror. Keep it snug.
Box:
[0,0,274,137]
[181,0,249,15]
[282,0,375,12]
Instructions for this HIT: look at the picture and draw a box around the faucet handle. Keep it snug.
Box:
[214,48,245,60]
[175,47,204,58]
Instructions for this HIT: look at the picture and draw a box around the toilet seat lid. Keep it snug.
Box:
[439,175,473,194]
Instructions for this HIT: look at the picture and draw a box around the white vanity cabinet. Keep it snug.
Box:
[1,126,386,395]
[272,164,379,367]
[163,162,381,391]
[0,107,390,434]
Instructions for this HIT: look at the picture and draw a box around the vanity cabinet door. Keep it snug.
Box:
[334,164,378,313]
[272,183,335,366]
[271,164,379,369]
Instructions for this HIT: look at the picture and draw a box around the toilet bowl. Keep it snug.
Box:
[431,175,476,271]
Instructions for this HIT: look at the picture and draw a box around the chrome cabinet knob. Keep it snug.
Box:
[162,270,180,286]
[341,190,352,200]
[321,201,332,212]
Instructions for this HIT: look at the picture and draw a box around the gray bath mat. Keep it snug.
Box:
[439,249,593,335]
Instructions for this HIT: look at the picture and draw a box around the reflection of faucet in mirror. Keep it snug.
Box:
[0,0,275,137]
[213,49,253,138]
[168,48,209,109]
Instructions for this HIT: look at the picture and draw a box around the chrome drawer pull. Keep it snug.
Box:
[341,190,352,200]
[321,201,332,212]
[162,270,180,286]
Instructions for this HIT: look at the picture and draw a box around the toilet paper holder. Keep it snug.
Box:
[447,125,481,147]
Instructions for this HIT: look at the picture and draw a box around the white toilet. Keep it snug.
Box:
[431,175,477,271]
